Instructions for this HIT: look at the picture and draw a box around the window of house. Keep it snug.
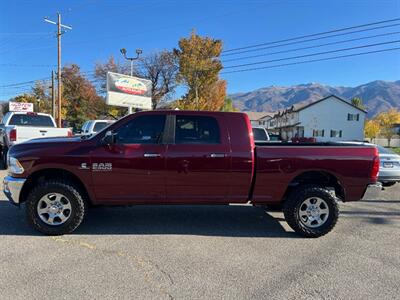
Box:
[313,129,324,137]
[330,130,342,138]
[175,115,220,144]
[296,126,305,138]
[347,113,360,121]
[116,115,166,144]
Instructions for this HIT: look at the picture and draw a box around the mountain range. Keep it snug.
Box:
[230,80,400,117]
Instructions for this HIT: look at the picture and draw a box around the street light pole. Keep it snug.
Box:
[120,48,142,114]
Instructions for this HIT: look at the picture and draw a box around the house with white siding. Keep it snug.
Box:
[245,112,274,127]
[265,95,367,142]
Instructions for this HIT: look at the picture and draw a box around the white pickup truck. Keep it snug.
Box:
[0,112,72,167]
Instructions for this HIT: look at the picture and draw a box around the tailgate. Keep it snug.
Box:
[15,127,70,143]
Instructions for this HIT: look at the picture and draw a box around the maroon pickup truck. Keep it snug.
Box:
[3,111,381,237]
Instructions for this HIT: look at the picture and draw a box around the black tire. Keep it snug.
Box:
[283,185,339,238]
[382,182,396,187]
[25,180,87,235]
[1,147,8,169]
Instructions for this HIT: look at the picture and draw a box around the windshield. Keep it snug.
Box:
[252,128,268,141]
[8,114,55,127]
[377,145,396,155]
[93,121,112,132]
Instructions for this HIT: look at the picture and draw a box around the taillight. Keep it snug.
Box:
[67,130,73,137]
[370,147,380,181]
[9,129,17,142]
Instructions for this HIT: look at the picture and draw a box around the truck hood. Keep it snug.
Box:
[9,136,92,158]
[20,136,82,144]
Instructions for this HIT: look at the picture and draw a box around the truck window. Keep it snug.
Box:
[81,121,88,133]
[93,121,110,133]
[252,128,268,141]
[8,114,55,127]
[116,115,166,144]
[175,115,220,144]
[85,121,93,133]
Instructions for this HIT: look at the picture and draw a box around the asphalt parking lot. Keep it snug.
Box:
[0,169,399,299]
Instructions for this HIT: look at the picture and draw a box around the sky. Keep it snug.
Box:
[0,0,399,100]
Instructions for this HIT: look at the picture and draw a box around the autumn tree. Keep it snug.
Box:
[375,108,400,147]
[62,64,107,129]
[364,119,381,142]
[174,31,225,110]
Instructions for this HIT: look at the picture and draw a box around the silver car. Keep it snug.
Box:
[377,145,400,187]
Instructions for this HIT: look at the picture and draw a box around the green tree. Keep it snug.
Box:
[351,97,365,110]
[220,96,237,112]
[174,31,225,110]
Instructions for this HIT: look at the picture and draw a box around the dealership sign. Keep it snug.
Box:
[9,102,34,112]
[106,72,152,110]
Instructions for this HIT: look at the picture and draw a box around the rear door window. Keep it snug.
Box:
[175,115,220,144]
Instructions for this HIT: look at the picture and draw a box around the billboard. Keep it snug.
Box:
[9,102,34,112]
[106,72,152,110]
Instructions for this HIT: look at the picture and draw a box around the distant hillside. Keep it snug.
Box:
[230,80,400,117]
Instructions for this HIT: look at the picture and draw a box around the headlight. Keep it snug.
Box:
[9,157,24,174]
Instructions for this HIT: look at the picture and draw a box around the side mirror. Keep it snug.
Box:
[102,130,116,145]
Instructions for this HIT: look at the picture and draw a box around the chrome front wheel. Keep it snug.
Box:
[37,193,72,226]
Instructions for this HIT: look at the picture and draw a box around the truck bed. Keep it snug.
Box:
[252,142,377,203]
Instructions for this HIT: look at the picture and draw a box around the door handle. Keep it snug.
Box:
[209,153,226,158]
[143,153,161,158]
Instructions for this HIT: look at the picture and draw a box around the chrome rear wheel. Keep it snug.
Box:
[298,197,329,228]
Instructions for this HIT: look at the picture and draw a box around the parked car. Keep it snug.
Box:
[81,120,115,136]
[0,112,72,167]
[377,145,400,187]
[4,111,380,237]
[252,126,270,142]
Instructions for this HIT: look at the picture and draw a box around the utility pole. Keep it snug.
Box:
[44,13,72,127]
[119,48,143,114]
[51,70,55,118]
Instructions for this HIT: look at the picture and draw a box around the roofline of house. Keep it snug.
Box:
[271,94,367,118]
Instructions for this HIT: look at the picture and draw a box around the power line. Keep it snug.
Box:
[222,22,400,57]
[0,77,51,88]
[222,31,400,63]
[221,47,400,74]
[224,40,400,69]
[0,63,57,68]
[0,34,53,56]
[223,17,400,53]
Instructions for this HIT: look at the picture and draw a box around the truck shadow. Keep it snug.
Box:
[0,201,298,238]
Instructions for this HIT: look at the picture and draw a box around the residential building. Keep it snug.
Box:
[265,95,367,142]
[245,112,274,127]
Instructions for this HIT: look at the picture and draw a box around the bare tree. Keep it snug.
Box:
[94,56,133,94]
[139,51,178,109]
